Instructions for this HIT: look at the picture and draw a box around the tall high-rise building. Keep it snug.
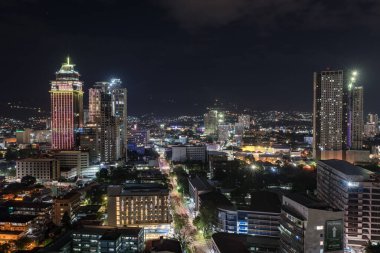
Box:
[89,80,127,162]
[217,124,231,142]
[50,57,83,150]
[99,86,121,162]
[313,70,346,159]
[349,86,364,150]
[204,109,225,135]
[313,70,363,159]
[238,114,251,129]
[110,79,128,156]
[89,85,102,123]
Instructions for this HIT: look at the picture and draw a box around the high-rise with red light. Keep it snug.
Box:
[50,58,84,150]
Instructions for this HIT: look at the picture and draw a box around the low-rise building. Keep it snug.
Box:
[1,201,52,225]
[16,158,60,181]
[188,176,213,211]
[151,237,182,253]
[0,215,37,244]
[53,191,81,225]
[53,150,89,178]
[217,191,281,238]
[72,225,144,253]
[211,232,279,253]
[171,145,207,163]
[107,184,171,239]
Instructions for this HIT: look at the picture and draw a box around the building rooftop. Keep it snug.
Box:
[55,191,81,201]
[284,193,334,210]
[199,191,233,209]
[151,238,181,253]
[319,160,374,177]
[212,232,279,253]
[108,184,169,196]
[241,191,281,213]
[212,233,250,253]
[1,201,52,209]
[100,231,121,241]
[77,205,101,214]
[73,225,142,237]
[0,215,36,223]
[17,158,56,162]
[189,176,213,192]
[0,230,25,237]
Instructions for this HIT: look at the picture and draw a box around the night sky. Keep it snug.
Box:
[1,0,380,116]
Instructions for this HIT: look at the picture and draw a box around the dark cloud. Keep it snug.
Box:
[1,0,380,116]
[160,0,380,32]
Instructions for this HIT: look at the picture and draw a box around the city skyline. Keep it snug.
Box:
[3,2,380,253]
[2,0,380,116]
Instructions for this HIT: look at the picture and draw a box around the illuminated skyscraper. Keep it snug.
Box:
[313,70,364,159]
[88,83,105,123]
[50,57,83,150]
[88,81,124,162]
[110,79,128,157]
[313,70,346,160]
[238,114,251,129]
[349,86,363,150]
[204,109,225,135]
[99,88,120,162]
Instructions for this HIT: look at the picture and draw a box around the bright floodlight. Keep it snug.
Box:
[352,71,358,76]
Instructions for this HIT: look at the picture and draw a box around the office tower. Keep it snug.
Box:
[313,70,346,160]
[279,193,344,253]
[204,109,225,135]
[99,86,121,162]
[79,124,99,164]
[89,86,102,123]
[83,108,89,125]
[238,114,251,129]
[110,79,128,156]
[50,57,83,150]
[317,160,380,251]
[218,124,230,142]
[89,80,125,162]
[349,86,364,149]
[313,70,364,159]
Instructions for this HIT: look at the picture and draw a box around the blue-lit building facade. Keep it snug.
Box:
[217,207,280,237]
